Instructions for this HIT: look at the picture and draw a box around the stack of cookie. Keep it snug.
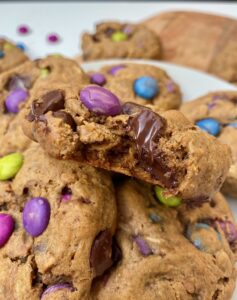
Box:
[0,39,236,300]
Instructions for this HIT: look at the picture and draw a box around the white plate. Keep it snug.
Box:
[82,59,237,300]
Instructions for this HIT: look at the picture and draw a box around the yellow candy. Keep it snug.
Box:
[0,153,24,180]
[111,31,127,42]
[40,68,50,78]
[3,43,14,51]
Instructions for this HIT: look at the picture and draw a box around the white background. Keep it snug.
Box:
[0,2,237,58]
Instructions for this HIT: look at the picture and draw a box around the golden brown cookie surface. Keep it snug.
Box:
[88,63,181,111]
[0,145,117,299]
[92,179,237,300]
[81,22,161,60]
[181,91,237,197]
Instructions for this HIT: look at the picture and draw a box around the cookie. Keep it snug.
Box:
[88,63,181,110]
[180,91,237,197]
[81,22,161,60]
[92,179,237,300]
[0,144,117,299]
[22,84,231,203]
[0,38,28,73]
[0,55,89,155]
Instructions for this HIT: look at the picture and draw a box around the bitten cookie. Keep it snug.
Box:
[180,91,237,197]
[92,179,237,300]
[0,144,117,299]
[88,63,182,110]
[81,22,161,60]
[0,38,28,73]
[0,55,89,155]
[22,84,231,203]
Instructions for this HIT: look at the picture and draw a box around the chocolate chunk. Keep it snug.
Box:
[90,229,113,277]
[5,75,31,91]
[53,111,77,131]
[28,90,65,122]
[122,102,147,115]
[41,90,65,113]
[129,109,178,188]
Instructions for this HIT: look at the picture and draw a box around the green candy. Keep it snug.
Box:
[111,31,127,42]
[154,186,181,207]
[0,153,24,180]
[40,68,50,78]
[3,43,14,51]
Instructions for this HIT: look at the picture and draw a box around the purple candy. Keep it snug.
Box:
[23,197,50,237]
[215,220,237,243]
[0,213,14,247]
[108,65,126,75]
[133,235,153,256]
[41,283,74,299]
[80,86,121,116]
[47,34,60,43]
[90,73,106,86]
[18,25,30,35]
[5,88,28,113]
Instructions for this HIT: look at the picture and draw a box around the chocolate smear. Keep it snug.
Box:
[128,109,178,188]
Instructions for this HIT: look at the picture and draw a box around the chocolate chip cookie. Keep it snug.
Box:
[92,179,237,300]
[0,38,28,73]
[88,63,181,110]
[81,22,161,60]
[0,144,117,299]
[22,84,231,203]
[180,91,237,197]
[0,55,89,155]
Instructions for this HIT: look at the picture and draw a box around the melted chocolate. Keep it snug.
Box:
[53,111,77,131]
[122,102,146,115]
[128,109,178,188]
[90,229,113,277]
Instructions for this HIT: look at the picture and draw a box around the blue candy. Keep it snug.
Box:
[16,43,26,51]
[0,50,5,59]
[133,76,158,100]
[195,118,221,136]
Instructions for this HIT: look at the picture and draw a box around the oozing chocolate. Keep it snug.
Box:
[128,109,178,188]
[122,102,146,115]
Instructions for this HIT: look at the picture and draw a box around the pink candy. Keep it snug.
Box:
[47,33,60,43]
[18,25,30,35]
